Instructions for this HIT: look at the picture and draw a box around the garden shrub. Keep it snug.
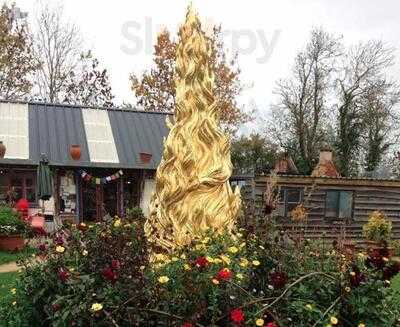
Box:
[0,218,399,326]
[0,205,29,236]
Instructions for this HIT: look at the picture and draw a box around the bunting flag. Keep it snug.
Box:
[78,169,124,185]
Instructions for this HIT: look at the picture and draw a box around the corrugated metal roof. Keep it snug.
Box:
[0,101,170,169]
[109,110,169,169]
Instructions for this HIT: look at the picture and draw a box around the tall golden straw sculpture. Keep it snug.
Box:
[144,5,241,252]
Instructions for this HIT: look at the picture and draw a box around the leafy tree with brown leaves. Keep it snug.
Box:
[130,27,252,135]
[0,4,38,100]
[64,50,114,107]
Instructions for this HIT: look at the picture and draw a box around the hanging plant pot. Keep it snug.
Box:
[0,235,25,251]
[70,145,81,161]
[0,141,6,158]
[139,152,152,164]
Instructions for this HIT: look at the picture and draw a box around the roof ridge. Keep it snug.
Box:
[0,99,172,115]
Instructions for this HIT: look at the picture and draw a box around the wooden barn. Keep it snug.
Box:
[238,148,400,241]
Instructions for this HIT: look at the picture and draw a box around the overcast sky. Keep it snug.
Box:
[13,0,400,133]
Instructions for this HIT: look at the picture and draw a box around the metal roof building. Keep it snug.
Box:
[0,101,170,169]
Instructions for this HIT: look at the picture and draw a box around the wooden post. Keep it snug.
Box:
[95,184,103,222]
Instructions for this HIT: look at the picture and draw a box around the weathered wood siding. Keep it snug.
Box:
[239,175,400,241]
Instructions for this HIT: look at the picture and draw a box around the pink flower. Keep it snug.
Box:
[266,322,278,327]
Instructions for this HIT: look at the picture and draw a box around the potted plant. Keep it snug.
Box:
[0,205,29,251]
[362,210,394,257]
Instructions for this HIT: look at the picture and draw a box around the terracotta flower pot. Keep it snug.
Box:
[0,235,25,251]
[0,141,6,158]
[70,145,81,161]
[139,152,152,164]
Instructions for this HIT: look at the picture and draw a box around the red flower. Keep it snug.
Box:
[194,256,208,268]
[269,271,287,289]
[181,323,193,327]
[217,268,232,281]
[102,267,117,283]
[58,268,69,282]
[230,308,245,324]
[52,303,61,312]
[266,323,278,327]
[111,260,121,270]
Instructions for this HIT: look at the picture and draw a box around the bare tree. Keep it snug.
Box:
[32,3,82,103]
[334,40,396,176]
[270,28,342,173]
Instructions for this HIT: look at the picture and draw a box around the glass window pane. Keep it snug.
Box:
[325,191,339,218]
[339,191,353,218]
[11,178,22,187]
[25,177,34,187]
[287,189,301,203]
[26,188,36,203]
[0,187,7,201]
[0,174,7,187]
[278,189,285,203]
[12,187,23,201]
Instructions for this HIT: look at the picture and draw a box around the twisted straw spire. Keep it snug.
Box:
[144,5,241,252]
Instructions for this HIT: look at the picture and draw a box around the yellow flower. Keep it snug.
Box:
[350,271,356,276]
[228,246,239,254]
[252,260,260,266]
[239,242,246,248]
[158,276,169,284]
[55,246,65,253]
[201,237,210,244]
[184,264,191,271]
[357,252,366,259]
[358,324,366,327]
[255,318,264,326]
[220,254,231,265]
[180,254,186,259]
[212,278,220,285]
[124,223,131,228]
[12,301,16,306]
[236,273,244,280]
[195,244,205,251]
[204,256,213,263]
[82,250,88,256]
[305,304,313,310]
[113,219,121,227]
[240,258,249,267]
[330,316,338,325]
[155,253,168,262]
[91,303,103,312]
[213,258,223,264]
[171,257,179,262]
[10,288,16,294]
